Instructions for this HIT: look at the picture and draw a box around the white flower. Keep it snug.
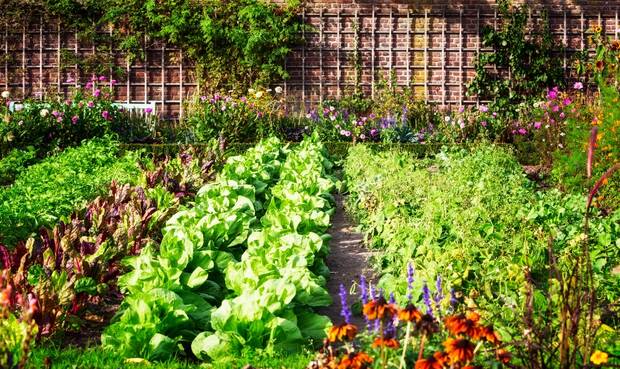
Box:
[255,91,264,99]
[1,91,9,99]
[248,88,256,95]
[545,125,550,129]
[40,109,49,117]
[560,132,565,136]
[275,86,283,94]
[444,115,451,123]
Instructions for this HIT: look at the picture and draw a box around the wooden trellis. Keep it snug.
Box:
[0,4,618,116]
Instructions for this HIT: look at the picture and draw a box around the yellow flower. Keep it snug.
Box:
[591,350,608,365]
[255,90,264,99]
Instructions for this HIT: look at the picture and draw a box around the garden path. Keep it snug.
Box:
[319,194,374,326]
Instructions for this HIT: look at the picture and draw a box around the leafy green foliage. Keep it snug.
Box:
[344,144,620,347]
[0,146,220,339]
[1,1,304,90]
[467,0,563,118]
[0,137,141,246]
[193,136,336,360]
[105,136,336,361]
[103,137,288,360]
[0,147,38,186]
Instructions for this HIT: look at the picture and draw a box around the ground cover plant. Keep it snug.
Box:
[0,137,142,247]
[102,135,337,362]
[343,144,620,366]
[0,145,222,366]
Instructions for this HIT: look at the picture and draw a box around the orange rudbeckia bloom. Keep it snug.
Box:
[398,303,422,322]
[371,337,400,349]
[338,351,373,369]
[328,323,358,343]
[415,351,448,369]
[444,337,475,364]
[479,325,501,345]
[363,297,397,320]
[444,312,482,339]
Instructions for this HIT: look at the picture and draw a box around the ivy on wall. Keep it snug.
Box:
[0,0,305,91]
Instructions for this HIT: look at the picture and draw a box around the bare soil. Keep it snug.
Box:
[319,194,374,326]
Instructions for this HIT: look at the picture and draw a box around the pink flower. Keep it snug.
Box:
[110,79,117,86]
[65,99,72,106]
[458,106,465,113]
[87,101,94,108]
[102,111,110,120]
[560,112,565,119]
[563,98,571,106]
[370,128,378,136]
[360,134,366,140]
[52,110,60,118]
[66,77,74,83]
[548,88,558,100]
[481,121,488,127]
[534,122,542,129]
[145,107,153,114]
[552,105,560,112]
[85,82,93,90]
[71,115,79,124]
[93,89,101,98]
[573,81,583,90]
[479,105,489,113]
[98,76,107,82]
[518,128,527,135]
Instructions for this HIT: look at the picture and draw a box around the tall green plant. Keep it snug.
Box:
[467,0,563,117]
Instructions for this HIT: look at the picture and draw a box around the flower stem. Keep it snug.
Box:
[417,333,426,361]
[399,321,412,369]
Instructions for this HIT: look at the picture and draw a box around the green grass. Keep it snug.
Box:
[28,346,313,369]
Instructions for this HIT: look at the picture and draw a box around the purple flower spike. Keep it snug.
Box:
[407,263,415,301]
[422,282,433,317]
[450,288,458,311]
[339,284,352,324]
[360,275,368,304]
[434,275,443,305]
[389,292,396,305]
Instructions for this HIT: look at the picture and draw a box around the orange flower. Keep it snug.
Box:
[415,352,448,369]
[479,325,501,345]
[591,350,609,365]
[363,297,397,320]
[328,323,358,342]
[444,312,482,339]
[371,337,400,349]
[444,338,475,364]
[398,303,422,322]
[338,351,373,369]
[496,349,512,364]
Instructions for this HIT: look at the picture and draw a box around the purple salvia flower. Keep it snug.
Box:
[389,292,396,304]
[450,288,458,311]
[360,275,368,304]
[407,263,415,301]
[339,284,352,324]
[422,282,433,317]
[434,275,443,305]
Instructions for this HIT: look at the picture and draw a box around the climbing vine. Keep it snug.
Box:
[0,0,305,91]
[467,0,564,116]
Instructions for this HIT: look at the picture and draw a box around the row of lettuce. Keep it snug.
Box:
[102,134,337,361]
[0,137,221,367]
[343,144,620,361]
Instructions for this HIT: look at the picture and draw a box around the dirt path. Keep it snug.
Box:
[319,194,374,325]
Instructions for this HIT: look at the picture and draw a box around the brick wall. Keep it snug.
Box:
[1,1,619,117]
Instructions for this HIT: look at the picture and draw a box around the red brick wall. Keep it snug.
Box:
[1,1,619,117]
